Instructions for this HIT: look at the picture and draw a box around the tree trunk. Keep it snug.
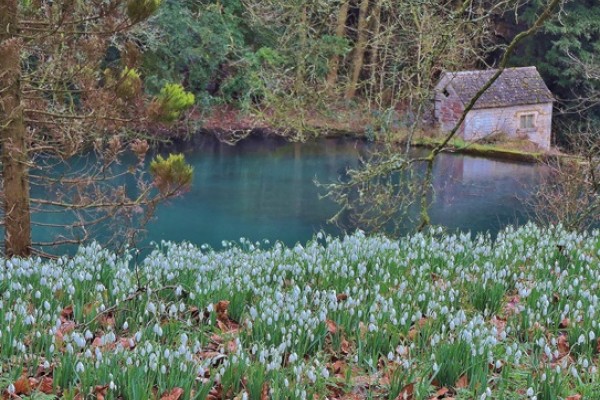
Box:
[346,0,370,99]
[0,1,32,257]
[326,0,350,92]
[294,5,308,94]
[368,0,383,102]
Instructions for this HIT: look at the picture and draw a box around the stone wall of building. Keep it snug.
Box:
[434,88,465,136]
[462,103,553,150]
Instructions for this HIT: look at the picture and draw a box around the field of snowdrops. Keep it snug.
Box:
[1,224,600,400]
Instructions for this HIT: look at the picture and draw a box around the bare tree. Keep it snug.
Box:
[0,0,193,257]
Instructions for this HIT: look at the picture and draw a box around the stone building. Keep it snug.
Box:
[433,67,554,150]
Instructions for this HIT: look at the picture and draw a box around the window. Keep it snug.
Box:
[519,113,536,129]
[442,88,450,97]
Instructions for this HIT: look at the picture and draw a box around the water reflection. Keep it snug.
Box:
[27,136,546,253]
[431,154,545,234]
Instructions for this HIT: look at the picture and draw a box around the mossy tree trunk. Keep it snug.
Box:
[326,0,350,92]
[0,1,32,257]
[294,5,309,94]
[346,0,370,99]
[367,0,383,101]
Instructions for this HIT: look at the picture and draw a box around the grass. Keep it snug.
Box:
[0,224,599,399]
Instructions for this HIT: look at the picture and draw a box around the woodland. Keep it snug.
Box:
[0,0,598,257]
[0,1,600,399]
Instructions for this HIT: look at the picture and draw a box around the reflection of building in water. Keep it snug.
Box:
[432,154,542,209]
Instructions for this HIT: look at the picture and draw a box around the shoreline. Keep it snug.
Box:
[179,126,561,164]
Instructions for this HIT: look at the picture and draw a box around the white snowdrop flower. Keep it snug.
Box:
[122,321,129,330]
[526,387,534,397]
[242,393,248,400]
[578,334,586,345]
[570,366,579,379]
[589,331,596,341]
[109,381,116,390]
[433,362,439,372]
[161,365,167,374]
[147,302,157,314]
[75,362,85,373]
[7,384,15,395]
[583,358,589,369]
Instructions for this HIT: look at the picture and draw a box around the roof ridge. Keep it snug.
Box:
[437,66,554,109]
[446,66,537,75]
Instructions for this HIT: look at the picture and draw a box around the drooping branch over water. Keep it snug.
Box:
[324,0,563,234]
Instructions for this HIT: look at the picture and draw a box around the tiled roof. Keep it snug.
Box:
[436,67,554,109]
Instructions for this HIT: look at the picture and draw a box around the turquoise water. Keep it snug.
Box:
[29,136,545,253]
[143,136,543,249]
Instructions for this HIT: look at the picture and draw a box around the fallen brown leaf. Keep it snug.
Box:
[60,305,74,321]
[395,383,414,400]
[261,383,269,400]
[566,395,582,400]
[226,340,237,354]
[558,334,570,357]
[38,377,54,394]
[215,300,230,320]
[160,387,184,400]
[428,387,449,400]
[13,375,32,396]
[94,385,109,400]
[340,338,350,354]
[326,319,338,335]
[336,293,348,302]
[455,374,468,389]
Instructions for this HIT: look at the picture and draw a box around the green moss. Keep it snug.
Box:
[127,0,161,23]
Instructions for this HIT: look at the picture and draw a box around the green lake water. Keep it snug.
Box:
[29,136,546,253]
[144,136,543,248]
